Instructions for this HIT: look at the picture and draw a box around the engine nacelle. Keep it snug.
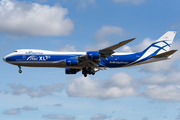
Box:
[66,58,78,66]
[65,68,80,74]
[86,51,99,60]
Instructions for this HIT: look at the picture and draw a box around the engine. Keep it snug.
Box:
[86,51,99,60]
[66,58,78,66]
[65,68,80,74]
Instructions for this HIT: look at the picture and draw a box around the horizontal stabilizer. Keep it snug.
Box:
[150,50,178,58]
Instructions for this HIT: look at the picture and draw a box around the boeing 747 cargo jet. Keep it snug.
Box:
[3,31,177,77]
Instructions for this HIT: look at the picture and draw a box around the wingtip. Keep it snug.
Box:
[129,38,136,41]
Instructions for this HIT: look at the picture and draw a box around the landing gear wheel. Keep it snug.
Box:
[18,66,22,74]
[84,74,87,77]
[82,67,88,77]
[19,70,22,73]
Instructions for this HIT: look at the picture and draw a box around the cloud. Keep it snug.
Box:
[22,105,38,111]
[53,103,62,107]
[85,26,126,51]
[4,106,38,115]
[35,0,47,3]
[4,108,20,115]
[141,69,180,85]
[143,85,180,102]
[142,117,148,120]
[67,72,137,100]
[95,26,125,42]
[115,117,126,120]
[77,0,95,9]
[119,38,154,52]
[66,68,180,102]
[113,0,145,4]
[7,83,64,98]
[43,114,75,120]
[84,41,110,51]
[56,45,77,52]
[0,0,74,36]
[90,113,110,120]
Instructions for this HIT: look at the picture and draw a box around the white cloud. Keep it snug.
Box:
[7,83,64,98]
[95,26,125,41]
[132,38,154,52]
[43,114,75,120]
[90,113,110,120]
[143,85,180,102]
[67,72,137,100]
[84,41,110,51]
[85,26,125,51]
[141,69,180,84]
[119,38,154,52]
[113,0,145,4]
[118,45,132,52]
[0,0,74,36]
[104,72,134,87]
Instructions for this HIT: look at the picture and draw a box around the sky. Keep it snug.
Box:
[1,0,180,120]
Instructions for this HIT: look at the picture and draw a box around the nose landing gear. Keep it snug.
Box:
[18,66,22,73]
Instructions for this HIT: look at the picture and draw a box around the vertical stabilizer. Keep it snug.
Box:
[143,31,177,55]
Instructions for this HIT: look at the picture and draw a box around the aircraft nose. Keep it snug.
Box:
[3,57,6,62]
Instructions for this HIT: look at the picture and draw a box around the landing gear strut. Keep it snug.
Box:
[82,67,87,77]
[18,66,22,73]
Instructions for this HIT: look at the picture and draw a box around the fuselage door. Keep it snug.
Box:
[22,55,26,61]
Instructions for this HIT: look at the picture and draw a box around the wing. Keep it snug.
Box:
[78,38,136,68]
[99,38,136,58]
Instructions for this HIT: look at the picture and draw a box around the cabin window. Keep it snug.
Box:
[14,51,17,52]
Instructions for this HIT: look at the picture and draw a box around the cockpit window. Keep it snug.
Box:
[14,51,17,52]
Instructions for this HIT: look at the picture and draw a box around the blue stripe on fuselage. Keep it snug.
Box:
[6,52,144,68]
[6,54,84,62]
[100,52,143,67]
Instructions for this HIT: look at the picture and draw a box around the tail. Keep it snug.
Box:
[143,31,177,56]
[124,31,177,66]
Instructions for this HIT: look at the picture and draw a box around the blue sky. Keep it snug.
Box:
[1,0,180,120]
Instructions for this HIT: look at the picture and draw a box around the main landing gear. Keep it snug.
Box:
[82,67,95,77]
[18,66,22,73]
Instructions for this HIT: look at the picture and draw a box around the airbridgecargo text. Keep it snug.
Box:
[27,56,50,61]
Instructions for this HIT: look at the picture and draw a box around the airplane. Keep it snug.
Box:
[3,31,177,77]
